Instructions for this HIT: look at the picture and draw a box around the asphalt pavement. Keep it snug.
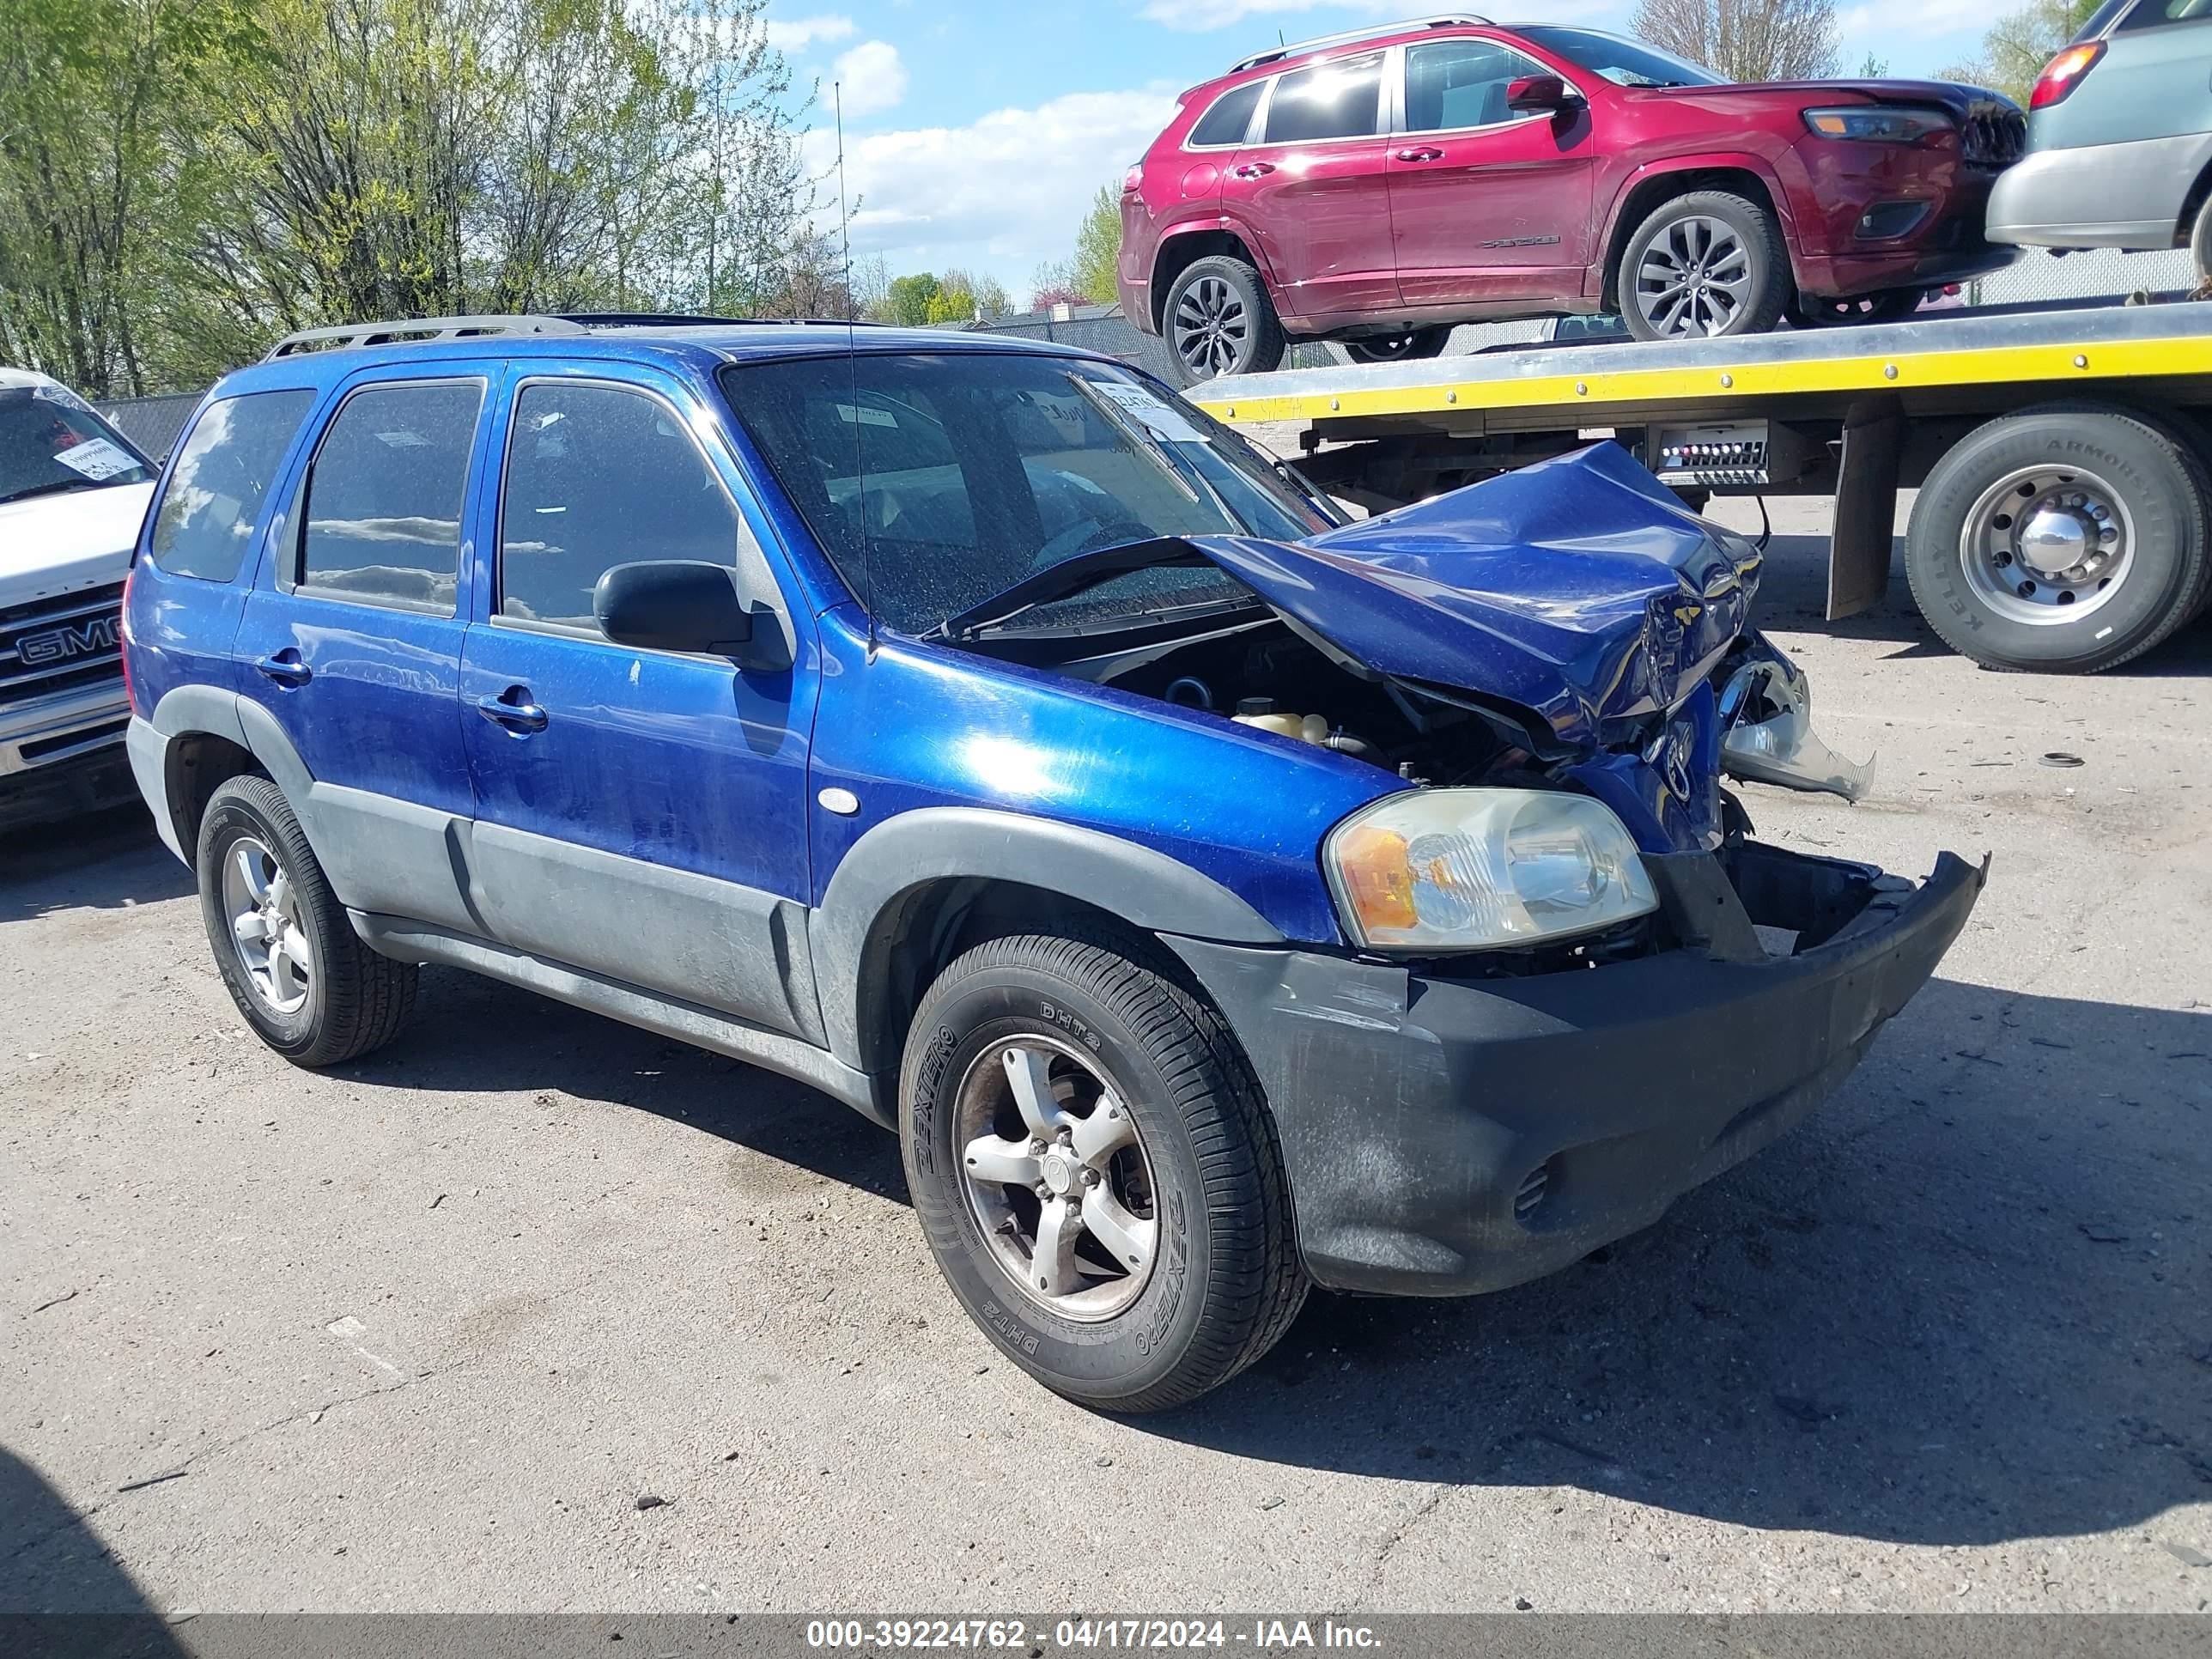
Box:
[3,495,2209,1618]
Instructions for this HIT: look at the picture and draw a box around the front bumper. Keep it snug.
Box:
[1168,841,1985,1297]
[1987,134,2209,250]
[0,678,136,832]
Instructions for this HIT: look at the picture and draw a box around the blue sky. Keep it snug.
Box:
[775,0,1997,304]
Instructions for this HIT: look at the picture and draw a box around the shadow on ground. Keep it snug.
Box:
[0,1446,188,1645]
[340,957,2210,1553]
[0,806,186,925]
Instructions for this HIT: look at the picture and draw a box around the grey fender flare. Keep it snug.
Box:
[141,686,324,856]
[809,806,1289,1073]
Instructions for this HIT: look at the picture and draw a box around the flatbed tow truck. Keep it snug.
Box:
[1188,298,2212,674]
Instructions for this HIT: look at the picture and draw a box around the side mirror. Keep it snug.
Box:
[594,560,775,665]
[1506,74,1573,113]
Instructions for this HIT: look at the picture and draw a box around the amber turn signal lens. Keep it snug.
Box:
[1334,821,1418,933]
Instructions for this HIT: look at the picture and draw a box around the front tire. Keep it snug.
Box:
[1619,190,1790,342]
[1904,404,2212,672]
[1344,325,1451,365]
[1791,288,1923,327]
[1160,256,1285,386]
[197,775,418,1066]
[900,933,1306,1411]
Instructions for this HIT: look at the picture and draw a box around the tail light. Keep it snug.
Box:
[2030,42,2103,109]
[1122,162,1144,193]
[119,562,140,717]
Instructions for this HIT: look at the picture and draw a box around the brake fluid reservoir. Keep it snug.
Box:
[1231,696,1305,738]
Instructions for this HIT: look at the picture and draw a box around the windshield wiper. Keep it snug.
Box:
[0,478,98,506]
[922,537,1216,642]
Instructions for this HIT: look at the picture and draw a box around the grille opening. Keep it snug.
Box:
[21,718,128,763]
[1513,1159,1555,1222]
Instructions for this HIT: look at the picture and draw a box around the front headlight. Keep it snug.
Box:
[1324,788,1659,953]
[1802,106,1951,144]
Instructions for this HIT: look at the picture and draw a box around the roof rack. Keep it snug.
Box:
[1230,13,1492,72]
[262,314,593,361]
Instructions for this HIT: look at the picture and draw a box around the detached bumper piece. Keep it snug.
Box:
[1170,841,1985,1297]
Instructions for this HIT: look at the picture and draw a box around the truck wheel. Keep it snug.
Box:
[1905,404,2212,672]
[899,932,1306,1411]
[1345,325,1451,364]
[1619,191,1790,342]
[1161,256,1285,386]
[196,775,418,1066]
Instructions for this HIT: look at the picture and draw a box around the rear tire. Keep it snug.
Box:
[899,931,1306,1411]
[1618,190,1790,342]
[1791,288,1923,326]
[196,775,418,1066]
[1904,404,2212,672]
[1159,256,1285,386]
[1344,325,1451,365]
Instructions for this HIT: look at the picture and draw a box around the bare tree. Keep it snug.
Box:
[1632,0,1839,82]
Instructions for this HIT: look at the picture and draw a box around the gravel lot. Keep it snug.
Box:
[3,497,2209,1619]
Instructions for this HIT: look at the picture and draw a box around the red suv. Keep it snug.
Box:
[1120,15,2025,381]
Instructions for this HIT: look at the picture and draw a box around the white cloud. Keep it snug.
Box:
[811,87,1177,295]
[1138,0,1400,32]
[764,12,856,52]
[832,40,909,117]
[1834,0,1992,40]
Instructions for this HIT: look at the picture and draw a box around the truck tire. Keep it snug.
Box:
[1160,256,1285,386]
[899,931,1306,1411]
[1619,191,1790,343]
[196,775,418,1066]
[1905,404,2212,672]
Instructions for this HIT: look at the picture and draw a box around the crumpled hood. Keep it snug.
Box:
[1195,443,1762,754]
[1662,78,2015,124]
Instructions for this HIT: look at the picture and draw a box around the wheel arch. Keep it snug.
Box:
[1598,162,1793,313]
[1149,223,1273,332]
[809,808,1288,1085]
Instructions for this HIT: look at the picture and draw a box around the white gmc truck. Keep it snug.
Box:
[1,367,156,834]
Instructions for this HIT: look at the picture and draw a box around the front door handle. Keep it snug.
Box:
[254,650,311,688]
[476,689,549,734]
[1395,145,1445,162]
[1231,161,1275,179]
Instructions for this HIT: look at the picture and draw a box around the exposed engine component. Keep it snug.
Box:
[1164,676,1213,710]
[1230,697,1376,757]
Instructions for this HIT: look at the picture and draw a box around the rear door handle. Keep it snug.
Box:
[476,690,549,734]
[1395,146,1445,162]
[1231,161,1275,179]
[254,651,311,688]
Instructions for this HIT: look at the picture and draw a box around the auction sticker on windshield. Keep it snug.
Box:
[52,437,139,480]
[1088,379,1206,445]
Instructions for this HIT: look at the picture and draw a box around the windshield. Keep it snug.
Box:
[721,351,1334,635]
[1516,27,1729,88]
[0,384,153,506]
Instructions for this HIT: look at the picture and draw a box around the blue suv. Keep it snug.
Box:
[122,313,1984,1409]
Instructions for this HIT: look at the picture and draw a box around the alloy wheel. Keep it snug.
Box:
[222,835,313,1015]
[954,1036,1158,1322]
[1171,276,1251,379]
[1959,464,2135,624]
[1633,215,1753,337]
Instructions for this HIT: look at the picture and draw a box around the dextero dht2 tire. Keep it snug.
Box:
[1905,404,2212,672]
[1160,256,1286,386]
[900,932,1306,1411]
[196,775,418,1066]
[1619,190,1790,342]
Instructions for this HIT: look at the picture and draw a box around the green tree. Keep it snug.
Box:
[1070,183,1121,303]
[881,270,939,325]
[1940,0,2099,102]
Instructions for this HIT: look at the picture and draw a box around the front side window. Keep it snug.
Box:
[500,382,739,629]
[1514,27,1728,88]
[1188,80,1265,147]
[297,381,482,614]
[723,351,1333,636]
[1262,50,1384,143]
[0,383,152,508]
[1405,40,1557,131]
[149,390,315,582]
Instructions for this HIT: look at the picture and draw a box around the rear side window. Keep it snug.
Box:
[499,382,739,630]
[1263,50,1383,143]
[1188,81,1264,147]
[148,390,314,582]
[2115,0,2211,28]
[297,381,482,614]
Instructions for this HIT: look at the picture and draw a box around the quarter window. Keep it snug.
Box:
[1188,81,1265,147]
[499,382,738,630]
[1261,50,1384,143]
[1404,40,1553,132]
[297,382,482,613]
[2115,0,2212,28]
[149,390,314,582]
